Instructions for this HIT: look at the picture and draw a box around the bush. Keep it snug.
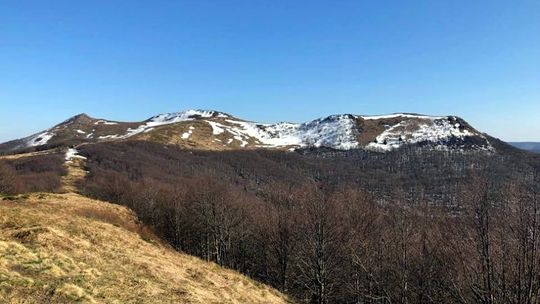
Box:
[0,161,22,195]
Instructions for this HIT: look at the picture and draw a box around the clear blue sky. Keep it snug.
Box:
[1,0,539,142]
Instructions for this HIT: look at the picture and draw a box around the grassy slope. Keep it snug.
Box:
[132,119,264,151]
[0,192,289,304]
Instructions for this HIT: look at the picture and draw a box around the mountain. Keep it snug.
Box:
[0,192,289,303]
[509,142,540,153]
[0,109,497,154]
[2,111,539,303]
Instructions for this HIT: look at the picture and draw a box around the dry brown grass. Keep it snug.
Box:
[0,150,57,160]
[61,157,87,193]
[0,193,290,303]
[132,119,287,151]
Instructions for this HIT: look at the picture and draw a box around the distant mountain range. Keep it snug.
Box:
[0,109,508,154]
[509,142,540,153]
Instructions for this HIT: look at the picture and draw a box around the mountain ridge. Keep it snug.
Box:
[510,142,540,153]
[0,109,496,154]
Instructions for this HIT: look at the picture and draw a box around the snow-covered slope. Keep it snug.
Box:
[0,110,494,153]
[363,115,491,152]
[123,110,231,138]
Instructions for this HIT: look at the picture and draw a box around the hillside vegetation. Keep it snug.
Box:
[0,192,289,303]
[79,141,540,303]
[3,138,540,303]
[0,151,66,194]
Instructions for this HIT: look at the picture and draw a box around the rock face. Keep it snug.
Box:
[0,109,495,154]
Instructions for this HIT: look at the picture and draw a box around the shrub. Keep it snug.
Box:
[1,153,66,194]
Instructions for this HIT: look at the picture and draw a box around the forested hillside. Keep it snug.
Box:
[77,141,540,303]
[0,192,289,303]
[0,151,66,194]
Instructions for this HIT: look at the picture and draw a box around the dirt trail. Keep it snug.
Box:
[62,148,87,193]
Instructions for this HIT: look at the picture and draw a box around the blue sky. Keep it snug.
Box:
[1,0,539,142]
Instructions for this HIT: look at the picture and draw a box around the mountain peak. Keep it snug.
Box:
[358,113,447,120]
[147,109,231,121]
[74,113,91,119]
[61,113,96,125]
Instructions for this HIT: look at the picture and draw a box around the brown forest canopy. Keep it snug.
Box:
[0,152,66,195]
[2,141,539,303]
[75,141,540,304]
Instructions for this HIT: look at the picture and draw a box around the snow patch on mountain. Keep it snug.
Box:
[222,120,287,147]
[360,113,444,120]
[65,148,86,162]
[148,110,227,125]
[366,117,477,151]
[95,120,118,125]
[181,126,195,139]
[123,110,229,138]
[259,123,303,147]
[206,121,225,135]
[297,115,359,149]
[26,131,55,147]
[200,115,358,149]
